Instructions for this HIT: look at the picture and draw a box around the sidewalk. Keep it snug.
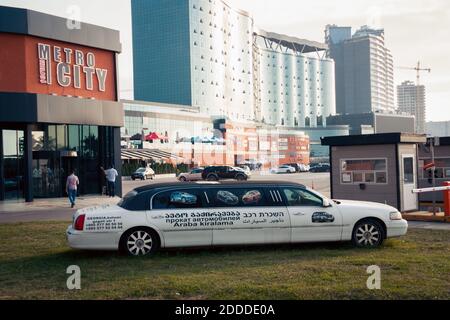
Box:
[402,211,450,223]
[0,195,120,223]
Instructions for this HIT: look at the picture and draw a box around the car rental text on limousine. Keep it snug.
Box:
[67,181,408,256]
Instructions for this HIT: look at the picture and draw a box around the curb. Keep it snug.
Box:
[122,174,176,181]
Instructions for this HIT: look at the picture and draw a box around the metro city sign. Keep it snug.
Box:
[38,43,108,92]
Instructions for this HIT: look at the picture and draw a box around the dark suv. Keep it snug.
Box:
[201,166,249,181]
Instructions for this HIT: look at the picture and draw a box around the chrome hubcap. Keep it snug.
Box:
[356,224,380,246]
[127,231,152,256]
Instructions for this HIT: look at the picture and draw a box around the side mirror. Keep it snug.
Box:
[323,198,332,208]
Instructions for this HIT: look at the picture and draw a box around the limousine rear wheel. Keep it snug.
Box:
[120,228,160,256]
[352,219,384,248]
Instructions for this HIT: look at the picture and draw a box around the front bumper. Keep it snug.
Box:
[386,219,408,238]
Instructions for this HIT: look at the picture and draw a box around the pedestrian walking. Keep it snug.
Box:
[66,170,79,208]
[105,165,118,197]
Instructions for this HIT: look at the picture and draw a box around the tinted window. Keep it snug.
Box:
[152,189,204,209]
[118,191,150,211]
[208,188,267,207]
[282,188,323,207]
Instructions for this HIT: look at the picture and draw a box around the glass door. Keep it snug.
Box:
[401,155,417,212]
[2,130,25,200]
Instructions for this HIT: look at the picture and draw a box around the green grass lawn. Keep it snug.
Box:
[0,222,449,300]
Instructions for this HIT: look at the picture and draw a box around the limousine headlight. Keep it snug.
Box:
[389,211,403,220]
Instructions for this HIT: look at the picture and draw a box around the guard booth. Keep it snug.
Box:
[321,133,427,212]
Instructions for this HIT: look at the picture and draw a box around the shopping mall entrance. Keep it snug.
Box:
[32,150,79,198]
[0,123,121,202]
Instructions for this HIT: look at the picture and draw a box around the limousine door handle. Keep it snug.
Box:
[293,212,306,216]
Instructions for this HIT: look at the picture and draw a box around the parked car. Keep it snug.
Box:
[309,163,330,173]
[271,165,296,174]
[201,166,249,181]
[178,168,204,182]
[285,163,309,173]
[285,163,301,172]
[131,167,155,180]
[235,166,251,177]
[67,181,408,256]
[237,165,252,176]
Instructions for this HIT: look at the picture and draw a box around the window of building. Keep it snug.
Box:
[420,158,450,179]
[341,159,388,184]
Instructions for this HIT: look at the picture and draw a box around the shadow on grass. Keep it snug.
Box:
[0,240,383,277]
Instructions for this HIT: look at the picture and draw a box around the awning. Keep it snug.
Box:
[144,132,168,141]
[121,149,184,162]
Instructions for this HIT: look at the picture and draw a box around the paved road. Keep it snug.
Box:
[407,221,450,231]
[0,172,329,223]
[1,172,450,230]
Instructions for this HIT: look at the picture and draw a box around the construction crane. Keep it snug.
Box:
[396,61,431,85]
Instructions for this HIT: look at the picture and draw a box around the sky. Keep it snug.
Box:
[1,0,449,121]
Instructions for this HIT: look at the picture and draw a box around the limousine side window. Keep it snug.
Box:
[282,188,323,207]
[209,188,268,207]
[152,189,204,209]
[118,190,151,211]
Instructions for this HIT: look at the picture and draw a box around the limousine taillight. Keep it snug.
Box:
[74,214,86,231]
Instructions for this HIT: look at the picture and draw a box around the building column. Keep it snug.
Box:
[113,127,122,198]
[24,124,33,202]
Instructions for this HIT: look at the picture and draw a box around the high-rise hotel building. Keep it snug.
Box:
[132,0,336,129]
[325,25,395,115]
[397,80,426,134]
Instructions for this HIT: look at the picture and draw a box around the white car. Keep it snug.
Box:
[67,181,408,256]
[234,166,251,177]
[131,167,155,180]
[178,168,204,182]
[298,164,310,172]
[271,165,296,174]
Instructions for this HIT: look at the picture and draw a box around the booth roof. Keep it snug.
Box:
[321,132,427,147]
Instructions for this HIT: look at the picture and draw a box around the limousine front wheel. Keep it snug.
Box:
[352,219,384,248]
[120,228,160,256]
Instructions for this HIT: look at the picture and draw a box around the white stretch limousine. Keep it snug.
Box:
[67,181,408,256]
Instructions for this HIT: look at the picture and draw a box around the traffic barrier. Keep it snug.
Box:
[412,182,450,217]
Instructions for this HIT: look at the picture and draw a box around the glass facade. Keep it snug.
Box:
[20,124,116,199]
[189,0,254,120]
[1,130,25,200]
[254,42,336,128]
[122,102,214,147]
[132,0,336,127]
[132,0,192,106]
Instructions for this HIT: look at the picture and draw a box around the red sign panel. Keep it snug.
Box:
[0,33,117,101]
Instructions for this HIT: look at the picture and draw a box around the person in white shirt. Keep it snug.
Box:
[104,165,119,197]
[66,170,79,208]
